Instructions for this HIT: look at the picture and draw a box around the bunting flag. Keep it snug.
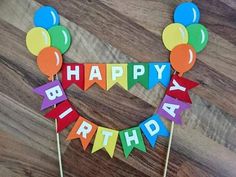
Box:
[148,62,171,89]
[157,95,190,124]
[92,127,119,158]
[45,100,79,132]
[106,64,128,90]
[139,114,169,148]
[119,127,146,158]
[84,64,106,90]
[61,63,84,90]
[33,80,67,110]
[128,63,149,89]
[165,74,199,103]
[67,116,98,150]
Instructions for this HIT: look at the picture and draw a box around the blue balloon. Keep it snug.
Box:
[174,2,200,26]
[34,6,60,30]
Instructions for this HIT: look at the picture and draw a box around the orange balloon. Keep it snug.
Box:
[170,44,196,76]
[37,47,63,80]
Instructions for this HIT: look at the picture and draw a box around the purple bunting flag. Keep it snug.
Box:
[157,95,190,124]
[33,80,67,110]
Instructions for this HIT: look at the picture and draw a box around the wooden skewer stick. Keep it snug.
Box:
[163,121,174,177]
[55,118,64,177]
[163,70,177,177]
[52,75,64,177]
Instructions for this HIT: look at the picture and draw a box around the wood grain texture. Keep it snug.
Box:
[0,0,236,177]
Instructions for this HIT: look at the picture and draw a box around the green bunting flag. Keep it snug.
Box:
[128,63,149,89]
[119,127,146,158]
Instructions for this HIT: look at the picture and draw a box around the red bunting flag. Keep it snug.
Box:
[61,63,84,90]
[165,74,199,103]
[45,100,79,132]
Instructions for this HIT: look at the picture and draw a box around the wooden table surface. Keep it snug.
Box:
[0,0,236,177]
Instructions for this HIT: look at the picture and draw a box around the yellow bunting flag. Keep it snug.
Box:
[106,64,128,90]
[91,127,119,158]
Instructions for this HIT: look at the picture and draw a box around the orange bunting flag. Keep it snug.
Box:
[67,116,98,150]
[84,64,106,90]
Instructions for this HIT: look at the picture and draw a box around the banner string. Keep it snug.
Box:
[52,75,64,177]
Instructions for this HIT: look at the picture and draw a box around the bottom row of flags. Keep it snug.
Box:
[33,74,198,158]
[67,114,169,158]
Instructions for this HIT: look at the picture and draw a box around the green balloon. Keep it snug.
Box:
[187,24,208,53]
[48,25,71,54]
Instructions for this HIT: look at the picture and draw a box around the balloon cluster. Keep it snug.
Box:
[162,2,208,76]
[26,6,71,80]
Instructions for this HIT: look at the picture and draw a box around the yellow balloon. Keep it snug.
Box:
[26,27,51,56]
[162,23,188,51]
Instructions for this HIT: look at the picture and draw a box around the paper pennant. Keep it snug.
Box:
[33,80,67,110]
[139,114,169,148]
[45,100,79,132]
[128,63,149,89]
[107,64,128,90]
[149,62,171,89]
[84,64,106,90]
[119,127,146,158]
[92,127,119,158]
[157,95,190,124]
[61,63,84,90]
[67,116,97,150]
[166,74,199,103]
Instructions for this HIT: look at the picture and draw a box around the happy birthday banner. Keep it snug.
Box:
[26,2,208,158]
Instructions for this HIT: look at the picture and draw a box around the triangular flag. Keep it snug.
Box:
[67,116,97,150]
[119,127,146,158]
[92,127,119,158]
[84,64,106,90]
[107,64,128,90]
[61,63,84,90]
[157,95,190,124]
[33,80,67,110]
[128,63,149,89]
[166,74,199,103]
[139,114,169,148]
[148,62,171,89]
[45,100,79,132]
